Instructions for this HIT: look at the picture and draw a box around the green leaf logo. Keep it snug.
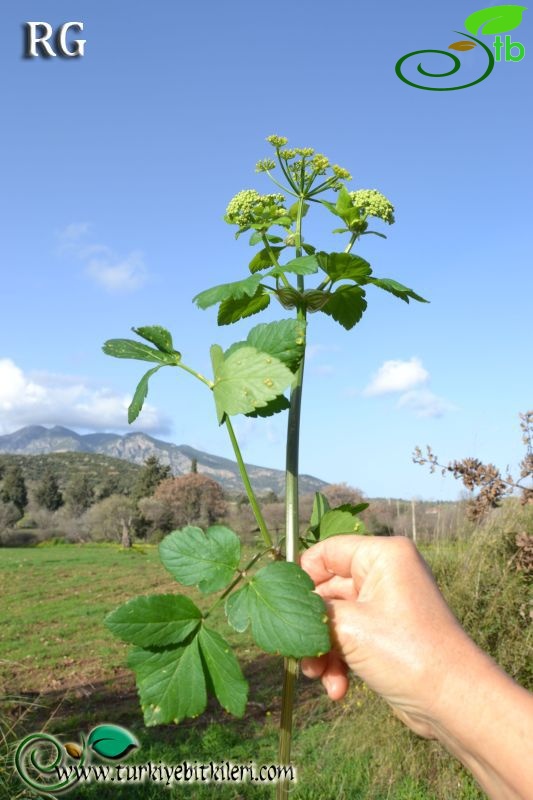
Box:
[465,5,527,35]
[87,725,139,760]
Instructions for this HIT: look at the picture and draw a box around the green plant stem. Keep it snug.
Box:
[225,417,273,549]
[277,197,307,800]
[203,548,268,619]
[261,235,291,289]
[344,232,358,253]
[177,362,213,388]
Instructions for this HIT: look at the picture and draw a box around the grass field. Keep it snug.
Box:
[1,506,531,799]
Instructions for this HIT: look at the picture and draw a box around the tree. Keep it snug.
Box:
[0,465,28,513]
[84,494,137,548]
[0,501,23,531]
[35,471,63,511]
[153,473,226,529]
[65,474,94,516]
[323,482,364,508]
[133,456,172,500]
[190,457,198,474]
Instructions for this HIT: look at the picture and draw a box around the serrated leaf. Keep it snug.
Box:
[464,5,526,34]
[198,627,248,716]
[318,509,364,540]
[102,339,176,365]
[249,247,284,274]
[236,562,330,658]
[317,252,372,283]
[105,594,202,648]
[128,638,206,725]
[366,278,428,304]
[321,285,367,330]
[319,198,342,218]
[218,290,270,325]
[128,366,163,424]
[225,586,250,633]
[87,725,139,760]
[271,255,319,276]
[132,326,175,354]
[310,492,331,527]
[193,275,263,310]
[159,525,240,594]
[449,40,477,51]
[245,394,290,418]
[301,242,316,255]
[246,319,306,370]
[211,345,294,422]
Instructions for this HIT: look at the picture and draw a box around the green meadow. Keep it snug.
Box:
[1,502,531,800]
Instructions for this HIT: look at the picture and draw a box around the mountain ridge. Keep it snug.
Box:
[0,426,327,496]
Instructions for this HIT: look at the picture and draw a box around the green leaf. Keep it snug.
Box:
[218,290,270,325]
[87,725,139,760]
[102,339,176,365]
[272,255,319,276]
[362,230,387,239]
[310,492,331,527]
[131,326,175,354]
[233,562,330,658]
[288,201,310,221]
[159,525,240,594]
[336,186,353,214]
[464,4,526,34]
[128,366,162,424]
[128,637,206,726]
[317,509,364,540]
[245,394,290,418]
[321,285,367,330]
[211,345,294,422]
[105,594,202,648]
[366,278,428,304]
[336,502,369,515]
[246,319,306,370]
[193,275,262,310]
[317,252,372,283]
[198,627,248,717]
[225,586,250,633]
[302,242,316,255]
[249,247,283,274]
[319,198,343,218]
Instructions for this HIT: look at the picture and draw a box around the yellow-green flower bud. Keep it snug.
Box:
[266,135,288,148]
[349,189,395,224]
[332,164,352,181]
[255,158,276,173]
[294,147,315,157]
[279,149,296,160]
[312,154,330,173]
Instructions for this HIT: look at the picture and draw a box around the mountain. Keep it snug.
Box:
[0,426,327,496]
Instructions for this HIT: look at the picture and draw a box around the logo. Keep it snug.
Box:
[14,724,138,797]
[396,4,526,90]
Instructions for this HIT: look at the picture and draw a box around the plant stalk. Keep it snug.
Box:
[225,417,273,549]
[277,195,307,800]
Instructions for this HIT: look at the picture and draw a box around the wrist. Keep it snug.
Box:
[427,640,533,800]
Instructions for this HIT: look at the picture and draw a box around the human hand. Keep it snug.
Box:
[300,535,479,738]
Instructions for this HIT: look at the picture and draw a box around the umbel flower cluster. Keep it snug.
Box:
[223,134,395,241]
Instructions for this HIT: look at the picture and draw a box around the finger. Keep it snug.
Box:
[301,654,328,679]
[314,575,357,601]
[301,535,385,593]
[321,653,349,701]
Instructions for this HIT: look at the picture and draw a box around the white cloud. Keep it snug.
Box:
[397,389,455,418]
[0,359,169,435]
[86,250,146,291]
[57,223,148,292]
[363,357,429,396]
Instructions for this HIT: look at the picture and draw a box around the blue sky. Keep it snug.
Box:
[2,0,531,500]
